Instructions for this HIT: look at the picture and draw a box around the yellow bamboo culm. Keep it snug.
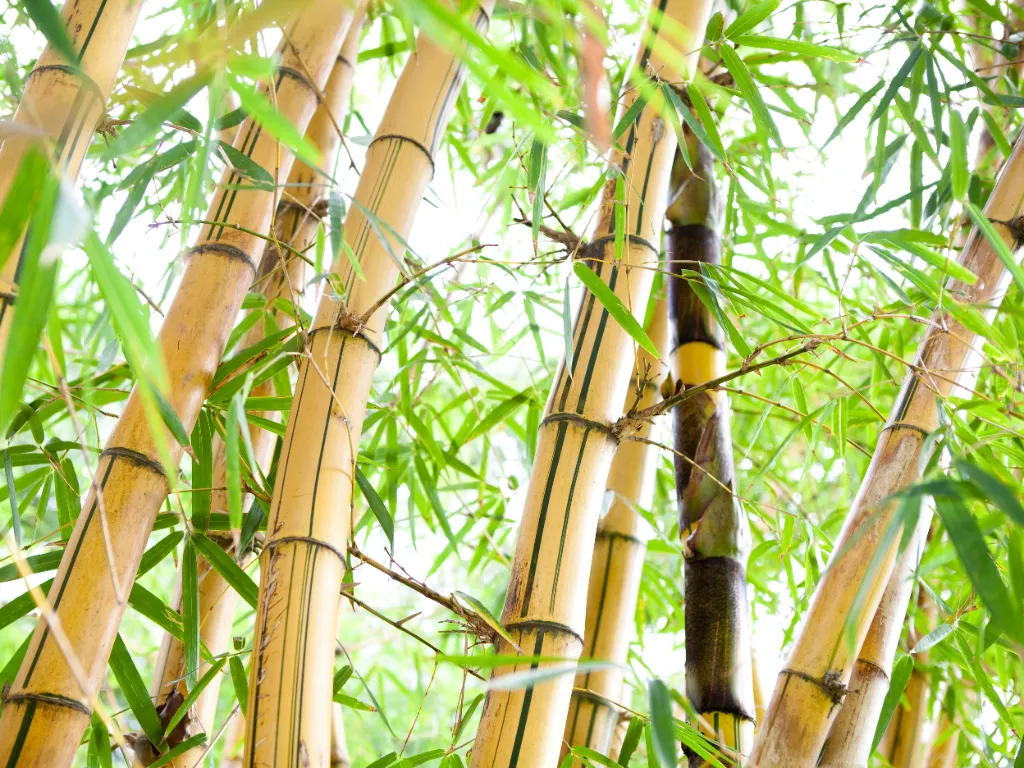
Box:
[470,2,713,765]
[749,134,1024,767]
[922,687,959,768]
[243,4,496,764]
[0,0,143,361]
[818,511,932,768]
[561,302,670,762]
[137,33,366,765]
[0,3,356,763]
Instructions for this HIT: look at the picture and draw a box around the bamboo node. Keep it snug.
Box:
[187,243,258,274]
[782,667,848,706]
[586,233,659,257]
[276,66,321,100]
[101,446,169,480]
[263,534,346,563]
[25,64,102,98]
[539,412,617,440]
[308,312,384,363]
[1,691,91,716]
[369,134,435,174]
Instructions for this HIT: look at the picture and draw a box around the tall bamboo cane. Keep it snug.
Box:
[818,511,931,767]
[561,302,669,761]
[242,4,497,764]
[748,133,1024,767]
[136,36,365,766]
[0,3,356,763]
[922,686,958,768]
[666,134,754,764]
[470,3,712,764]
[0,0,143,365]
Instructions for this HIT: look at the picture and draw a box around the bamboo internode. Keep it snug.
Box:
[561,303,669,761]
[243,4,495,765]
[0,0,143,365]
[749,134,1024,766]
[667,137,754,765]
[0,3,356,763]
[470,2,713,764]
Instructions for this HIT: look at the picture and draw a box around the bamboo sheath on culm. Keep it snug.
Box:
[749,133,1024,766]
[470,2,713,765]
[561,302,669,762]
[0,0,143,366]
[243,4,496,764]
[666,136,754,764]
[137,32,366,766]
[0,3,356,763]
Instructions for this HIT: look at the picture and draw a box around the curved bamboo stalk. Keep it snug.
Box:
[818,511,931,768]
[242,5,496,765]
[667,133,754,765]
[748,133,1024,767]
[470,2,713,764]
[561,302,670,762]
[0,0,143,364]
[135,35,365,766]
[0,4,357,763]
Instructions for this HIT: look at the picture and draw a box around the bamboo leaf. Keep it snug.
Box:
[964,202,1024,293]
[573,263,658,357]
[110,634,163,744]
[611,94,648,140]
[355,467,394,548]
[647,678,677,767]
[191,532,258,609]
[105,72,213,157]
[334,691,376,711]
[230,655,249,716]
[911,622,954,654]
[465,389,532,443]
[231,76,321,167]
[870,46,923,123]
[529,138,547,249]
[162,657,227,742]
[718,44,783,150]
[0,147,47,272]
[572,747,619,768]
[936,497,1022,642]
[191,411,212,531]
[22,0,77,64]
[454,590,516,647]
[617,716,644,765]
[724,0,779,37]
[216,140,274,187]
[86,712,112,768]
[871,654,914,752]
[485,660,618,690]
[148,735,207,768]
[181,539,200,691]
[733,35,857,62]
[225,395,243,534]
[149,384,190,448]
[5,452,21,547]
[949,109,968,200]
[954,458,1024,529]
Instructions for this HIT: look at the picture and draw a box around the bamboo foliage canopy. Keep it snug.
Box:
[0,0,1023,766]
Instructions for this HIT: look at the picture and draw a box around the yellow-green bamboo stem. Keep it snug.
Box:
[0,4,356,763]
[0,0,143,365]
[819,511,932,768]
[243,5,496,765]
[137,37,364,765]
[922,687,958,768]
[471,3,712,765]
[561,302,670,762]
[749,132,1024,768]
[667,133,754,765]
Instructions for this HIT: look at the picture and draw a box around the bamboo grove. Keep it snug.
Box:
[0,0,1023,766]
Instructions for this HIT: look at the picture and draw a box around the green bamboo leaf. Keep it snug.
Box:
[182,538,200,690]
[465,390,531,443]
[139,531,184,576]
[949,109,968,200]
[5,451,21,547]
[232,76,321,167]
[148,383,190,448]
[454,693,483,742]
[148,735,207,768]
[573,262,658,357]
[686,83,727,162]
[936,497,1022,642]
[225,396,243,534]
[333,691,376,711]
[611,94,648,140]
[355,467,394,548]
[163,657,227,742]
[617,716,644,765]
[647,679,677,767]
[105,72,213,157]
[0,147,47,272]
[22,0,78,64]
[529,138,547,249]
[718,44,783,151]
[485,660,618,691]
[724,0,779,37]
[659,84,726,165]
[191,532,259,609]
[117,141,198,190]
[87,711,112,768]
[110,634,163,744]
[454,590,516,647]
[964,201,1024,293]
[217,140,275,187]
[572,747,619,768]
[733,35,857,62]
[230,656,249,716]
[823,81,883,149]
[871,654,914,752]
[911,622,954,654]
[955,458,1024,529]
[870,46,923,123]
[191,411,212,531]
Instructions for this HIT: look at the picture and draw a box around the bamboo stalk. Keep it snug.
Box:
[135,35,365,766]
[470,3,713,764]
[667,133,754,765]
[242,4,497,765]
[0,0,144,365]
[922,687,958,768]
[561,302,670,762]
[748,133,1024,767]
[818,511,931,768]
[0,4,356,763]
